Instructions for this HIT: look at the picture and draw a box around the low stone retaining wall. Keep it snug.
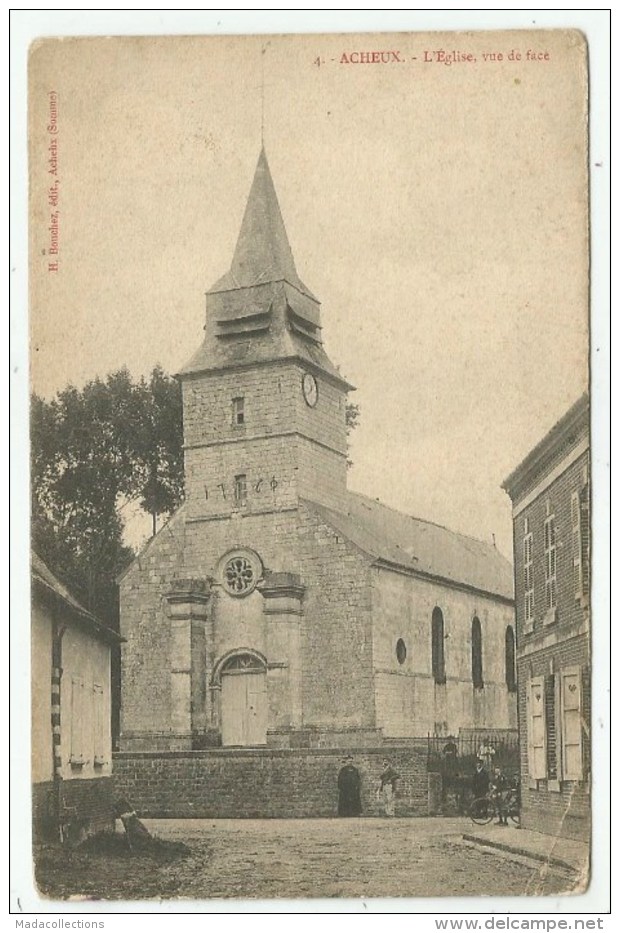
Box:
[33,776,116,841]
[113,744,436,818]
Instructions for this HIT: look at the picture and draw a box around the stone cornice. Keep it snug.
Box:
[372,557,515,606]
[178,354,355,393]
[259,572,306,602]
[183,429,348,459]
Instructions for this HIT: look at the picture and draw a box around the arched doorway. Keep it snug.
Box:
[220,652,267,747]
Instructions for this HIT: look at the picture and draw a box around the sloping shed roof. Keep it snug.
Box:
[32,552,123,643]
[303,491,514,601]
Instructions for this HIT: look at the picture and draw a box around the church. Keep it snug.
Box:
[118,149,516,769]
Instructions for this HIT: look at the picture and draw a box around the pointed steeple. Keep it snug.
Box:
[210,148,316,300]
[179,146,354,391]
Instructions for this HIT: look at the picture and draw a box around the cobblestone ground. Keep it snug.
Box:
[143,818,577,901]
[34,818,579,902]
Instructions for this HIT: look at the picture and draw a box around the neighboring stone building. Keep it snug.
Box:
[503,394,590,842]
[117,150,517,815]
[31,553,121,841]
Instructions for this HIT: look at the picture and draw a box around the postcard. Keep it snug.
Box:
[25,27,595,904]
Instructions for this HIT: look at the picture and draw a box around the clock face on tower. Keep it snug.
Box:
[302,372,319,407]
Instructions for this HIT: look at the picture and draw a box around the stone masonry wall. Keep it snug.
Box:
[32,777,115,842]
[113,744,431,819]
[120,495,377,747]
[183,361,348,519]
[372,567,517,737]
[119,508,187,744]
[297,503,375,730]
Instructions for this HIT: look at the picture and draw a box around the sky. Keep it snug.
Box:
[28,30,590,560]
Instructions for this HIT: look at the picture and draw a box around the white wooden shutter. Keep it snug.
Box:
[70,675,84,763]
[93,684,106,764]
[527,677,547,779]
[561,667,583,780]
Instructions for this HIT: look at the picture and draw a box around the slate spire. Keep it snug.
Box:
[210,148,316,300]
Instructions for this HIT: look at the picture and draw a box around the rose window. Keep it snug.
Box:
[223,556,256,595]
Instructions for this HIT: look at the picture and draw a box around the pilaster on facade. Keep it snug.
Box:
[260,571,305,733]
[166,578,211,749]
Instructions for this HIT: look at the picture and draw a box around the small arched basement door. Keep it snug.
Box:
[220,653,267,747]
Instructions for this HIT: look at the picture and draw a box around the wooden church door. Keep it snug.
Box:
[220,654,267,746]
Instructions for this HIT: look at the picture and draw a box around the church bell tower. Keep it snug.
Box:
[178,148,354,522]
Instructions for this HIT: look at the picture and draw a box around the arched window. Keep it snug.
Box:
[431,607,446,684]
[471,616,484,689]
[505,626,517,693]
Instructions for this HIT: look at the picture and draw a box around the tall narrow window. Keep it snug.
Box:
[234,474,247,507]
[505,626,517,693]
[579,482,590,601]
[571,490,582,599]
[523,518,534,627]
[471,616,484,688]
[232,397,245,426]
[431,607,446,685]
[544,511,557,612]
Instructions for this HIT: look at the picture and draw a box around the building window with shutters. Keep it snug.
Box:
[431,607,446,685]
[571,490,583,599]
[543,507,557,621]
[523,519,534,631]
[471,616,484,689]
[505,626,517,692]
[527,677,547,782]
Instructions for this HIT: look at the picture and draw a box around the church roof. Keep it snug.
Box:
[303,492,514,601]
[210,148,317,301]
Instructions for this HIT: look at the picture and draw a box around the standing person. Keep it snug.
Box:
[478,738,496,772]
[471,759,490,800]
[378,758,400,817]
[490,766,509,825]
[337,756,362,817]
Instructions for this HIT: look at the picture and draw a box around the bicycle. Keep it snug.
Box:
[469,790,520,826]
